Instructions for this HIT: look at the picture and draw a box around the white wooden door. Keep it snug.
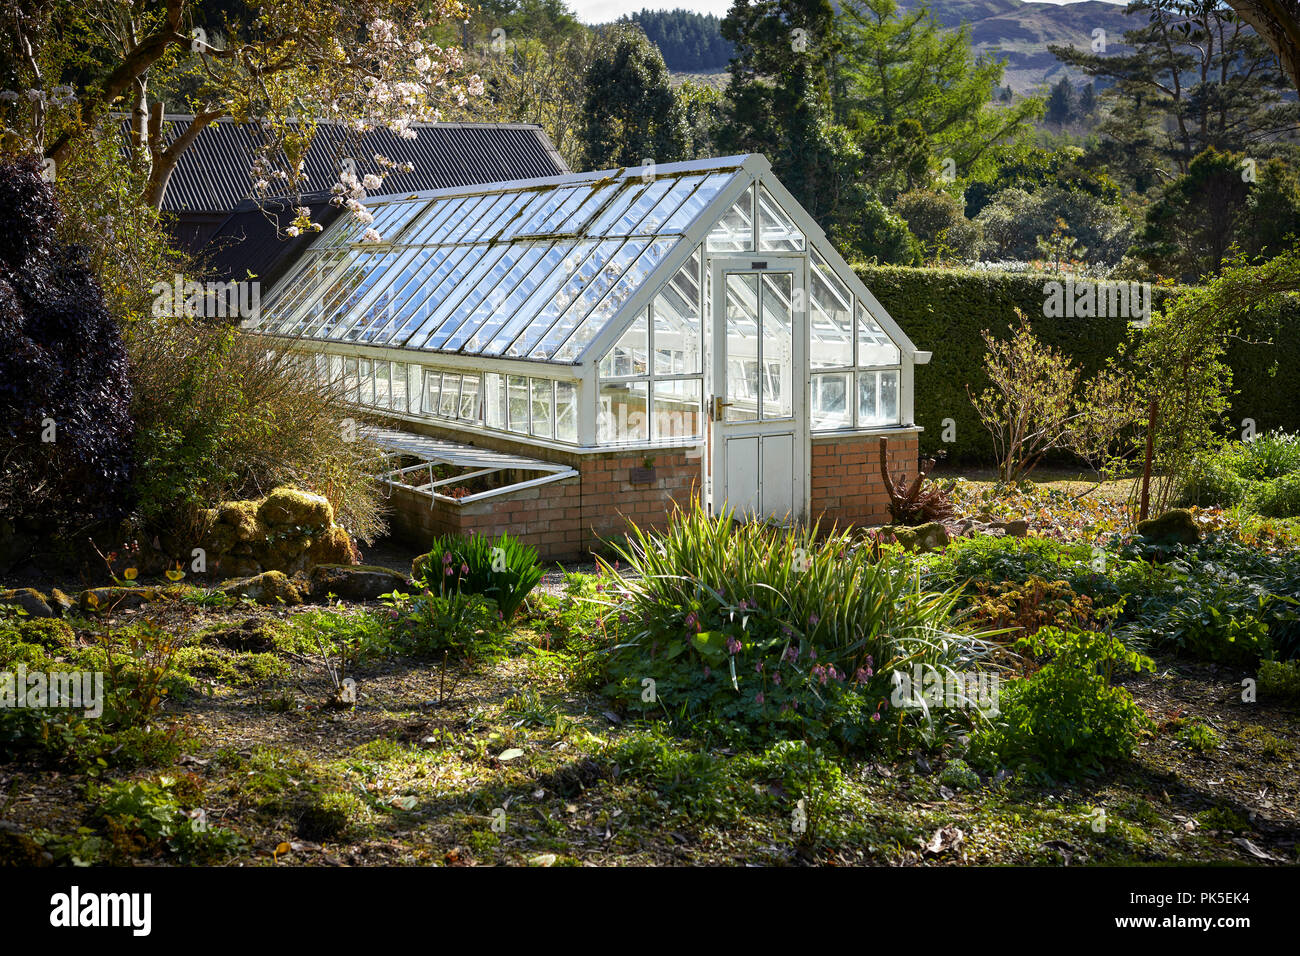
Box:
[709,256,807,522]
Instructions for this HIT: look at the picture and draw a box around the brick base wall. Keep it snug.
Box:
[384,448,701,562]
[382,426,921,562]
[810,429,921,530]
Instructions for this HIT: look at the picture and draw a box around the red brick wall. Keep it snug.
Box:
[384,448,701,562]
[383,430,921,561]
[810,430,920,530]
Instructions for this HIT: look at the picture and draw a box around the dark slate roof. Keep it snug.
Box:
[197,193,343,285]
[128,116,569,215]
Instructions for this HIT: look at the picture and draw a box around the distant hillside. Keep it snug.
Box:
[612,1,1136,94]
[623,9,734,73]
[895,0,1135,93]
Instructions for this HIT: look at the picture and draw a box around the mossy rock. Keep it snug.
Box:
[1135,508,1201,546]
[222,571,303,606]
[216,500,266,540]
[878,522,950,553]
[77,586,163,613]
[308,564,409,602]
[307,526,356,566]
[0,587,54,618]
[47,588,74,617]
[258,488,333,528]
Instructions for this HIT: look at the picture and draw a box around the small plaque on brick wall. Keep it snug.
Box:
[629,466,657,484]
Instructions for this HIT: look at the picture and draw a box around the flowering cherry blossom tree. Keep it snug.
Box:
[2,0,483,240]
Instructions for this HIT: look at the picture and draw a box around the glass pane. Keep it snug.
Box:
[439,373,461,417]
[858,369,901,426]
[474,240,575,354]
[519,238,644,358]
[706,186,755,253]
[443,194,497,244]
[638,176,704,233]
[810,248,853,369]
[463,192,524,243]
[757,185,804,252]
[507,374,530,433]
[760,273,794,420]
[662,172,735,233]
[599,309,649,378]
[344,357,359,402]
[405,245,491,348]
[459,375,481,421]
[503,186,578,239]
[558,182,621,233]
[598,381,649,443]
[529,186,592,234]
[484,372,506,428]
[811,371,851,430]
[553,237,679,361]
[407,363,422,414]
[652,378,702,440]
[358,358,374,405]
[374,361,391,408]
[610,178,673,234]
[422,244,513,349]
[442,243,543,351]
[404,197,463,245]
[723,273,760,422]
[531,378,554,438]
[857,300,901,366]
[555,381,578,442]
[431,369,447,413]
[385,248,464,343]
[257,251,327,330]
[652,248,702,375]
[589,183,649,234]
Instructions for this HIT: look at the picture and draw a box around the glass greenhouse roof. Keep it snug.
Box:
[245,161,746,363]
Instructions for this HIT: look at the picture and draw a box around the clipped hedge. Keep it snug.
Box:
[855,265,1300,464]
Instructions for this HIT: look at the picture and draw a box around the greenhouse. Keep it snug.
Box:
[242,154,929,557]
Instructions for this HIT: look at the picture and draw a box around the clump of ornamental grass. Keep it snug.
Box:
[596,502,999,751]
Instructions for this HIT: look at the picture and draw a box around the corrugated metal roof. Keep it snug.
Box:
[197,194,344,286]
[123,116,569,214]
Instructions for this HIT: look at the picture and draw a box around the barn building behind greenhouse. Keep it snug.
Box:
[240,154,930,558]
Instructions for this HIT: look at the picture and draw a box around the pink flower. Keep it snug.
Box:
[755,692,765,705]
[773,672,782,686]
[871,711,881,722]
[460,563,469,575]
[726,636,742,655]
[755,661,764,674]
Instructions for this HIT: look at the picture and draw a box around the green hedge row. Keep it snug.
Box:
[855,265,1300,465]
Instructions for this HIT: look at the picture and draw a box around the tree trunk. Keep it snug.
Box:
[1224,1,1300,95]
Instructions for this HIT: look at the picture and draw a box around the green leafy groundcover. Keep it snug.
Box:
[913,533,1300,666]
[1178,431,1300,518]
[597,504,996,750]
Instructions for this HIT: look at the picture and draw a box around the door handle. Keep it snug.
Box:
[713,396,732,419]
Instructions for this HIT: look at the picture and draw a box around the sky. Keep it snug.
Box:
[567,0,1126,25]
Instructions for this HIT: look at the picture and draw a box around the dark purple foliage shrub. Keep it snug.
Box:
[0,156,134,535]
